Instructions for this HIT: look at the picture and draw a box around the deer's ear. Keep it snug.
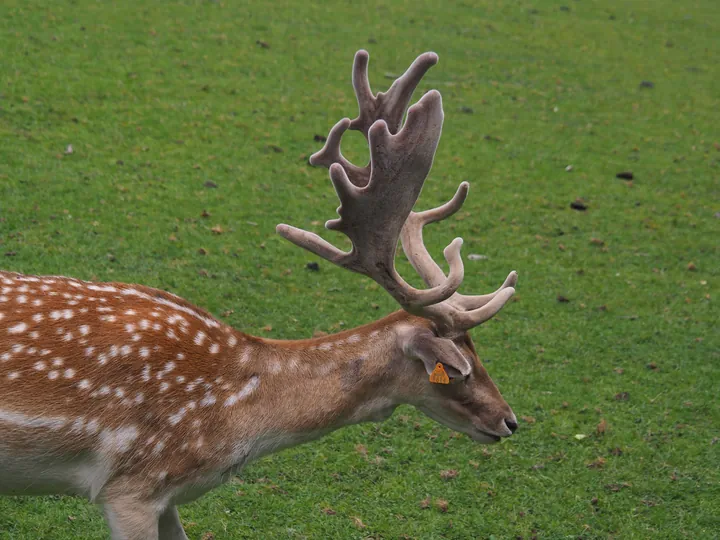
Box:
[401,329,472,381]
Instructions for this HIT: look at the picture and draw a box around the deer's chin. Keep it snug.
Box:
[469,429,502,444]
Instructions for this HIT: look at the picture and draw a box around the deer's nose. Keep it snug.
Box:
[504,418,518,434]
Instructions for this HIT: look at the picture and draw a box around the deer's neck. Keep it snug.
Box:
[224,312,418,463]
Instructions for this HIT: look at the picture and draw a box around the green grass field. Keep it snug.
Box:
[1,0,718,538]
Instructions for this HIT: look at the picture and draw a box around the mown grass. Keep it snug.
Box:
[0,0,718,538]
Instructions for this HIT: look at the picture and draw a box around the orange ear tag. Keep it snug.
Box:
[429,362,450,384]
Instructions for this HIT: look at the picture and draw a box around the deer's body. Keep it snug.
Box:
[1,51,520,539]
[0,271,420,502]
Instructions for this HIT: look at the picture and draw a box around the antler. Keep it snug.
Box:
[277,50,517,335]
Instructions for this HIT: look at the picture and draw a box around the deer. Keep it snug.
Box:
[0,50,518,539]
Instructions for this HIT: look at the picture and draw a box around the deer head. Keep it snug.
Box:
[278,50,518,442]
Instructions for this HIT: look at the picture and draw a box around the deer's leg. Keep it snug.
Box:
[103,495,160,540]
[159,506,189,540]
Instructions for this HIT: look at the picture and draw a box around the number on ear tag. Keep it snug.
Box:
[429,362,450,384]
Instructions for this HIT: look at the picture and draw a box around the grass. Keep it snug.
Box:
[0,0,718,537]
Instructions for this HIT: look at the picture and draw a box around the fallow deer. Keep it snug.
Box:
[0,50,518,539]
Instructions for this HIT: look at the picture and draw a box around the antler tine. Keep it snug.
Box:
[310,50,439,188]
[401,182,470,288]
[350,49,439,136]
[401,181,518,313]
[279,89,466,311]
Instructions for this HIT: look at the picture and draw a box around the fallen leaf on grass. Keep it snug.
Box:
[355,444,368,457]
[435,499,449,512]
[322,507,336,515]
[570,199,588,211]
[574,434,587,440]
[261,324,272,332]
[557,295,570,303]
[440,469,458,480]
[419,496,431,509]
[521,416,536,424]
[467,253,488,261]
[597,419,608,434]
[587,457,606,469]
[351,516,366,529]
[211,225,224,235]
[614,392,629,400]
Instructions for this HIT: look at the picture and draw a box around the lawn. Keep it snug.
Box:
[0,0,718,538]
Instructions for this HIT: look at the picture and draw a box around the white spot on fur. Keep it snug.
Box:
[159,382,170,393]
[48,370,59,380]
[209,343,220,354]
[0,408,66,430]
[8,322,28,334]
[99,425,138,454]
[64,368,76,379]
[223,376,260,407]
[168,407,187,425]
[79,325,90,336]
[34,361,47,371]
[200,394,217,407]
[194,331,206,346]
[78,379,91,390]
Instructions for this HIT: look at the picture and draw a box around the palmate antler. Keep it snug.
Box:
[277,50,516,336]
